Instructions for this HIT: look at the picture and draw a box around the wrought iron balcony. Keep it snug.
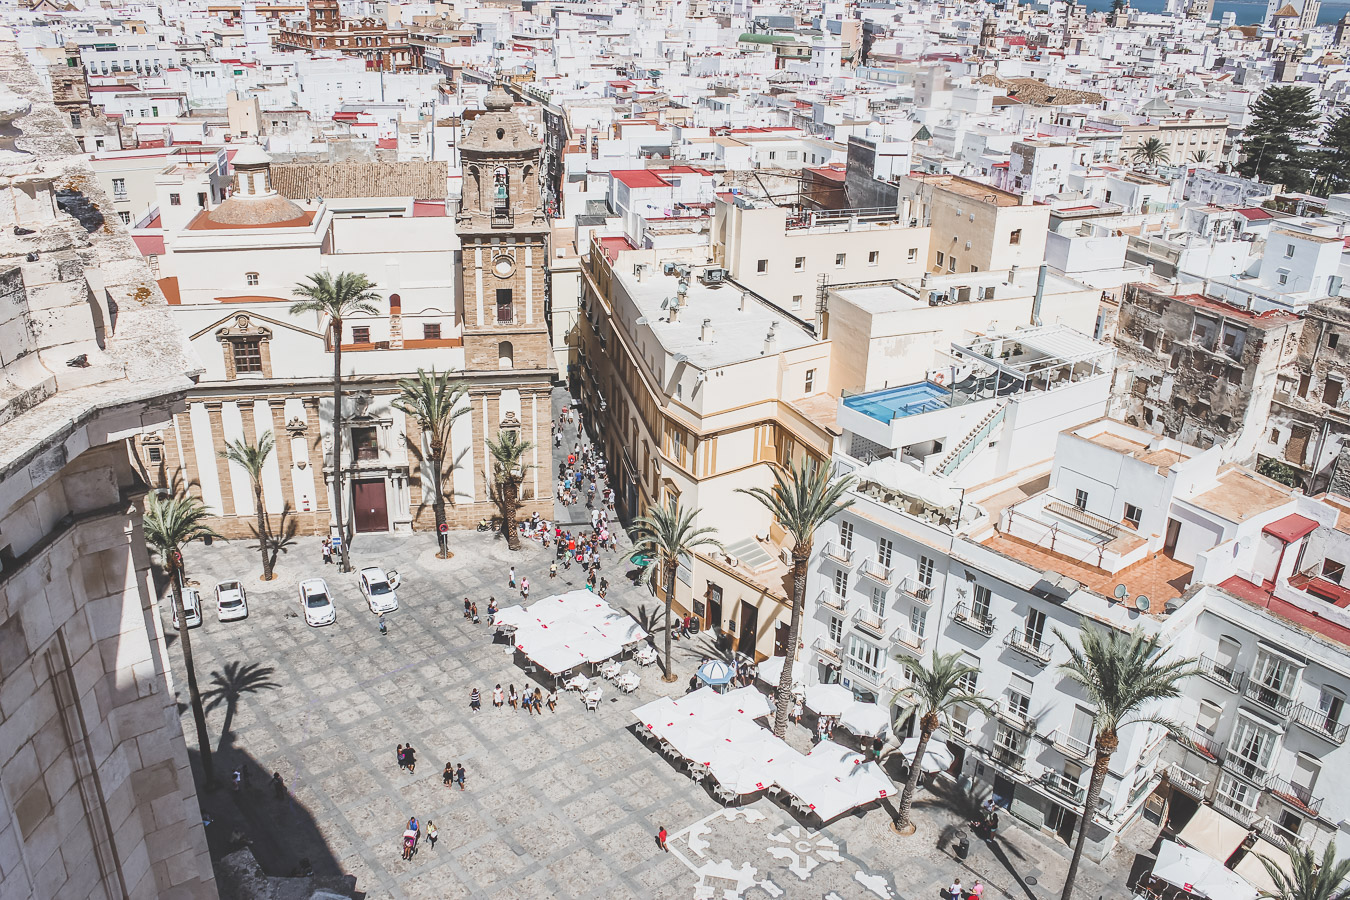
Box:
[812,635,842,660]
[1196,654,1244,692]
[1049,729,1091,760]
[1039,770,1086,804]
[890,624,926,653]
[1222,753,1269,785]
[1004,626,1054,665]
[817,590,847,614]
[951,601,995,636]
[822,541,854,565]
[1291,703,1349,743]
[1169,725,1223,762]
[1243,679,1295,717]
[899,577,934,605]
[996,702,1036,732]
[991,743,1026,772]
[1266,775,1323,817]
[1213,789,1259,824]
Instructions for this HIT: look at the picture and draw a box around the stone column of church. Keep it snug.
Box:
[303,396,332,525]
[204,401,235,516]
[173,406,203,497]
[268,398,297,524]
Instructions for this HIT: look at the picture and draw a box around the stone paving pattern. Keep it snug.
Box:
[164,390,1140,899]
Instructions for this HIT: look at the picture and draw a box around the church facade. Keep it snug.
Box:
[133,89,553,542]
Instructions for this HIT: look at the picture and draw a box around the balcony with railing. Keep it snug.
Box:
[1004,626,1055,665]
[818,590,847,614]
[991,734,1028,771]
[1257,815,1305,851]
[898,577,934,605]
[1291,703,1348,743]
[1197,654,1244,692]
[853,608,887,639]
[823,541,854,565]
[1039,770,1086,804]
[995,702,1036,733]
[1214,788,1259,824]
[1170,725,1223,762]
[1222,752,1269,785]
[1049,729,1091,760]
[1243,679,1296,717]
[890,624,926,653]
[812,635,842,661]
[859,557,893,585]
[951,601,995,636]
[1266,776,1323,817]
[1165,762,1210,801]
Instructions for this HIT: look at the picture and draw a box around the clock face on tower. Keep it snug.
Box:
[493,255,515,278]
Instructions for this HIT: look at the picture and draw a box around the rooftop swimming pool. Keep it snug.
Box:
[843,381,951,422]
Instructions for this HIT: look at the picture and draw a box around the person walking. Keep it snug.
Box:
[455,763,466,791]
[533,688,544,714]
[493,684,504,709]
[396,744,406,771]
[470,602,480,624]
[378,613,387,636]
[426,821,438,849]
[487,598,498,625]
[547,687,558,712]
[947,878,962,900]
[508,566,516,588]
[522,688,535,716]
[321,538,332,565]
[404,743,416,775]
[271,772,285,801]
[657,825,668,851]
[549,561,557,579]
[969,881,984,898]
[508,685,518,710]
[469,687,481,712]
[520,577,530,600]
[442,762,454,788]
[463,597,472,619]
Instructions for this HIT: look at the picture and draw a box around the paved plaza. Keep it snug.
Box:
[164,392,1141,899]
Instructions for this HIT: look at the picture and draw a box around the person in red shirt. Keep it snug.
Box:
[656,826,668,851]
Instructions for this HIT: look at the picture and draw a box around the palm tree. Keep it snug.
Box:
[892,652,995,834]
[1190,149,1211,164]
[142,492,223,788]
[219,430,276,579]
[1054,623,1197,900]
[486,429,534,551]
[1257,840,1350,900]
[393,368,471,558]
[631,500,724,682]
[291,271,380,573]
[738,460,854,738]
[1133,137,1170,170]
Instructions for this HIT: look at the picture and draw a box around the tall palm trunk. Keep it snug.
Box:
[896,712,937,828]
[663,560,677,681]
[773,544,810,738]
[330,320,351,572]
[254,481,272,580]
[503,478,521,550]
[170,565,216,786]
[430,438,450,558]
[1061,734,1116,900]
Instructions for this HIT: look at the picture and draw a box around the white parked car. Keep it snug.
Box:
[215,580,248,622]
[171,588,203,630]
[298,578,336,627]
[358,566,399,614]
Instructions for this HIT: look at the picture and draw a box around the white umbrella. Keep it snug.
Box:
[834,760,896,806]
[721,686,773,720]
[757,656,806,687]
[805,683,855,717]
[569,631,624,664]
[633,696,677,732]
[899,732,955,775]
[839,701,891,737]
[1152,840,1259,900]
[806,738,867,775]
[596,612,648,644]
[672,686,731,719]
[493,605,533,629]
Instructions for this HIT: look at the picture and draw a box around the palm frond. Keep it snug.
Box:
[143,492,223,566]
[631,499,725,583]
[1053,622,1198,737]
[736,459,855,549]
[290,270,381,321]
[218,430,275,480]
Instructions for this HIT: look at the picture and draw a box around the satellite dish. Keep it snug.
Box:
[1134,595,1150,611]
[1114,584,1128,600]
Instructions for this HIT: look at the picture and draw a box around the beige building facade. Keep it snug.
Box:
[895,175,1051,277]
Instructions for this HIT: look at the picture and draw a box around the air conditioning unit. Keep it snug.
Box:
[700,267,727,285]
[780,546,793,566]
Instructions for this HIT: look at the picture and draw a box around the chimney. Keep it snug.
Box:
[921,273,930,288]
[700,318,714,341]
[1007,264,1019,285]
[763,322,778,355]
[739,290,750,312]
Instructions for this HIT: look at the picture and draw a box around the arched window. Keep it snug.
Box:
[498,341,514,369]
[492,166,510,221]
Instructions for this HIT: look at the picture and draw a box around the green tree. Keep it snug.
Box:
[891,652,995,834]
[1110,0,1126,13]
[1054,624,1198,900]
[738,460,854,738]
[143,492,223,787]
[1238,85,1319,192]
[1257,840,1350,900]
[1257,456,1303,489]
[218,430,276,580]
[1190,149,1211,163]
[1133,137,1170,170]
[486,429,534,551]
[632,501,724,682]
[290,271,379,573]
[393,368,471,558]
[1314,108,1350,196]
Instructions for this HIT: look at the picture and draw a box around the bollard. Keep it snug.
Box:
[954,832,970,861]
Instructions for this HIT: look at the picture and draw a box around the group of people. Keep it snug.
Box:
[947,877,985,899]
[401,815,438,861]
[555,429,612,515]
[490,683,557,714]
[973,797,1000,841]
[395,743,418,775]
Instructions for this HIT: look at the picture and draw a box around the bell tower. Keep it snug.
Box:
[457,86,551,375]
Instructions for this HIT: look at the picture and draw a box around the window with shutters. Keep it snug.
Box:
[878,537,893,568]
[833,569,848,596]
[1196,700,1222,736]
[839,520,854,550]
[917,555,934,586]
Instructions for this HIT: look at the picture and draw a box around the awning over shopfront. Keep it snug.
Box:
[1176,804,1249,863]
